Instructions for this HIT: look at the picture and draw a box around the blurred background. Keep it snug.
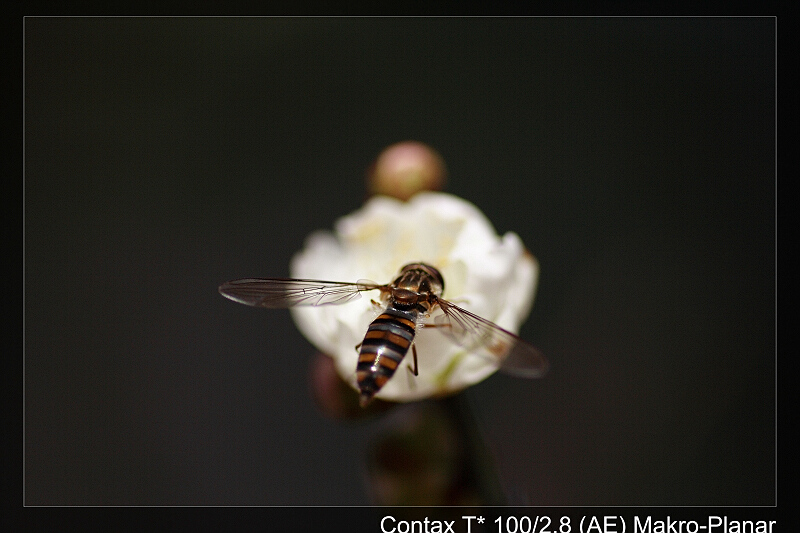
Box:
[25,18,774,506]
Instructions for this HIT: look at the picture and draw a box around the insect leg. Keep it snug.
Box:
[420,322,452,332]
[407,344,419,376]
[404,344,419,390]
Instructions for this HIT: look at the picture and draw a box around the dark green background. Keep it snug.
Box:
[25,17,775,505]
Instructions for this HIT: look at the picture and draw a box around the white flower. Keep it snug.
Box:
[290,192,539,403]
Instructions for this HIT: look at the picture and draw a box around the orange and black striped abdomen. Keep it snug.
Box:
[356,306,418,406]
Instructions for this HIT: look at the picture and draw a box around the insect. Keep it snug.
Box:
[219,262,548,407]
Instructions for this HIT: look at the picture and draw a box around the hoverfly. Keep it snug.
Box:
[219,262,548,407]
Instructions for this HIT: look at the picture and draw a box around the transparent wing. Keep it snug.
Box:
[433,298,549,378]
[218,278,387,308]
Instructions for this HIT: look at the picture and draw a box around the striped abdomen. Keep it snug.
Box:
[356,306,418,407]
